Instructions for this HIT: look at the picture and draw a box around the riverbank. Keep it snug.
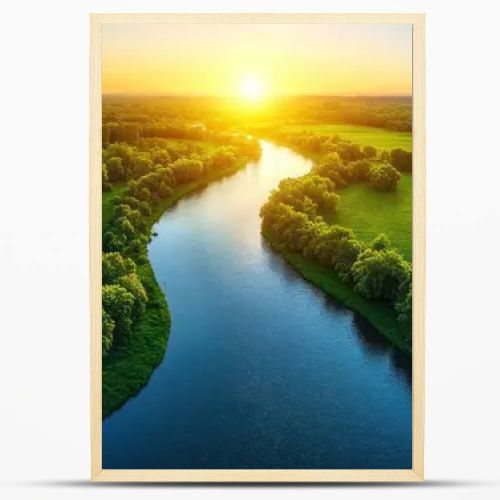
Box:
[262,230,411,355]
[103,158,253,417]
[257,133,412,354]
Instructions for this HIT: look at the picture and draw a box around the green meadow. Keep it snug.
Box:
[281,123,412,152]
[331,173,412,261]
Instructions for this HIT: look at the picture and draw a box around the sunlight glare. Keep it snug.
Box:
[238,74,266,101]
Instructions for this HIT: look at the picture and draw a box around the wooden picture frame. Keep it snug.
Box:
[90,13,425,482]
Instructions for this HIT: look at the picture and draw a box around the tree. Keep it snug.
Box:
[102,309,115,355]
[158,181,173,199]
[129,182,152,203]
[103,230,126,253]
[114,216,136,240]
[390,148,412,172]
[132,154,153,178]
[352,247,411,302]
[304,224,364,279]
[111,123,141,143]
[116,273,148,319]
[212,147,236,168]
[102,164,111,191]
[336,142,364,162]
[368,163,401,191]
[363,145,377,159]
[272,174,340,215]
[395,282,412,338]
[102,252,136,284]
[114,205,144,230]
[330,232,364,279]
[150,148,171,166]
[105,157,125,182]
[313,152,349,187]
[104,143,134,171]
[347,159,372,182]
[171,157,204,183]
[370,233,392,251]
[237,138,261,160]
[102,123,114,146]
[102,284,135,341]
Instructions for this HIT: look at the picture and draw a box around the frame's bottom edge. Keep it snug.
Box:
[91,468,423,483]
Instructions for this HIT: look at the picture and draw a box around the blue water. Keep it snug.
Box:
[102,141,412,469]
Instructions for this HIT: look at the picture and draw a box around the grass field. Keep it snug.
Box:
[329,174,412,261]
[280,123,412,152]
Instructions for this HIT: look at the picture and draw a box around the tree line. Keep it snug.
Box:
[312,99,412,132]
[102,136,261,355]
[103,95,412,134]
[269,131,411,193]
[103,136,260,188]
[260,173,412,339]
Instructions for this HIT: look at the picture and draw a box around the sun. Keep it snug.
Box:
[238,74,267,101]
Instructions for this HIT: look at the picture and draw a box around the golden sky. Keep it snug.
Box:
[102,23,412,96]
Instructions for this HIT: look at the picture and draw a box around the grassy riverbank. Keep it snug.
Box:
[258,128,412,353]
[263,231,411,355]
[102,158,252,417]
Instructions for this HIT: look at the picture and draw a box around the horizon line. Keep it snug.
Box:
[102,92,412,98]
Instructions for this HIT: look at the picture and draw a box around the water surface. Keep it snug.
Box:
[103,141,412,469]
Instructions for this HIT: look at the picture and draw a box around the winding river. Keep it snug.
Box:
[103,141,412,469]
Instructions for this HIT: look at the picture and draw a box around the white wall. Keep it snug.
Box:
[1,1,499,498]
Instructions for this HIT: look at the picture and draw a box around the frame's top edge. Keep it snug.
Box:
[89,13,425,24]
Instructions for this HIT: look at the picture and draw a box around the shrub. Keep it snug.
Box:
[352,248,411,302]
[368,163,401,191]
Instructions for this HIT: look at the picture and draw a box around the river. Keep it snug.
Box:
[102,140,412,469]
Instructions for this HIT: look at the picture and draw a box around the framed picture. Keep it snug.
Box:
[90,13,425,482]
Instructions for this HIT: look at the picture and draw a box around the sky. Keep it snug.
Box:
[102,23,412,96]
